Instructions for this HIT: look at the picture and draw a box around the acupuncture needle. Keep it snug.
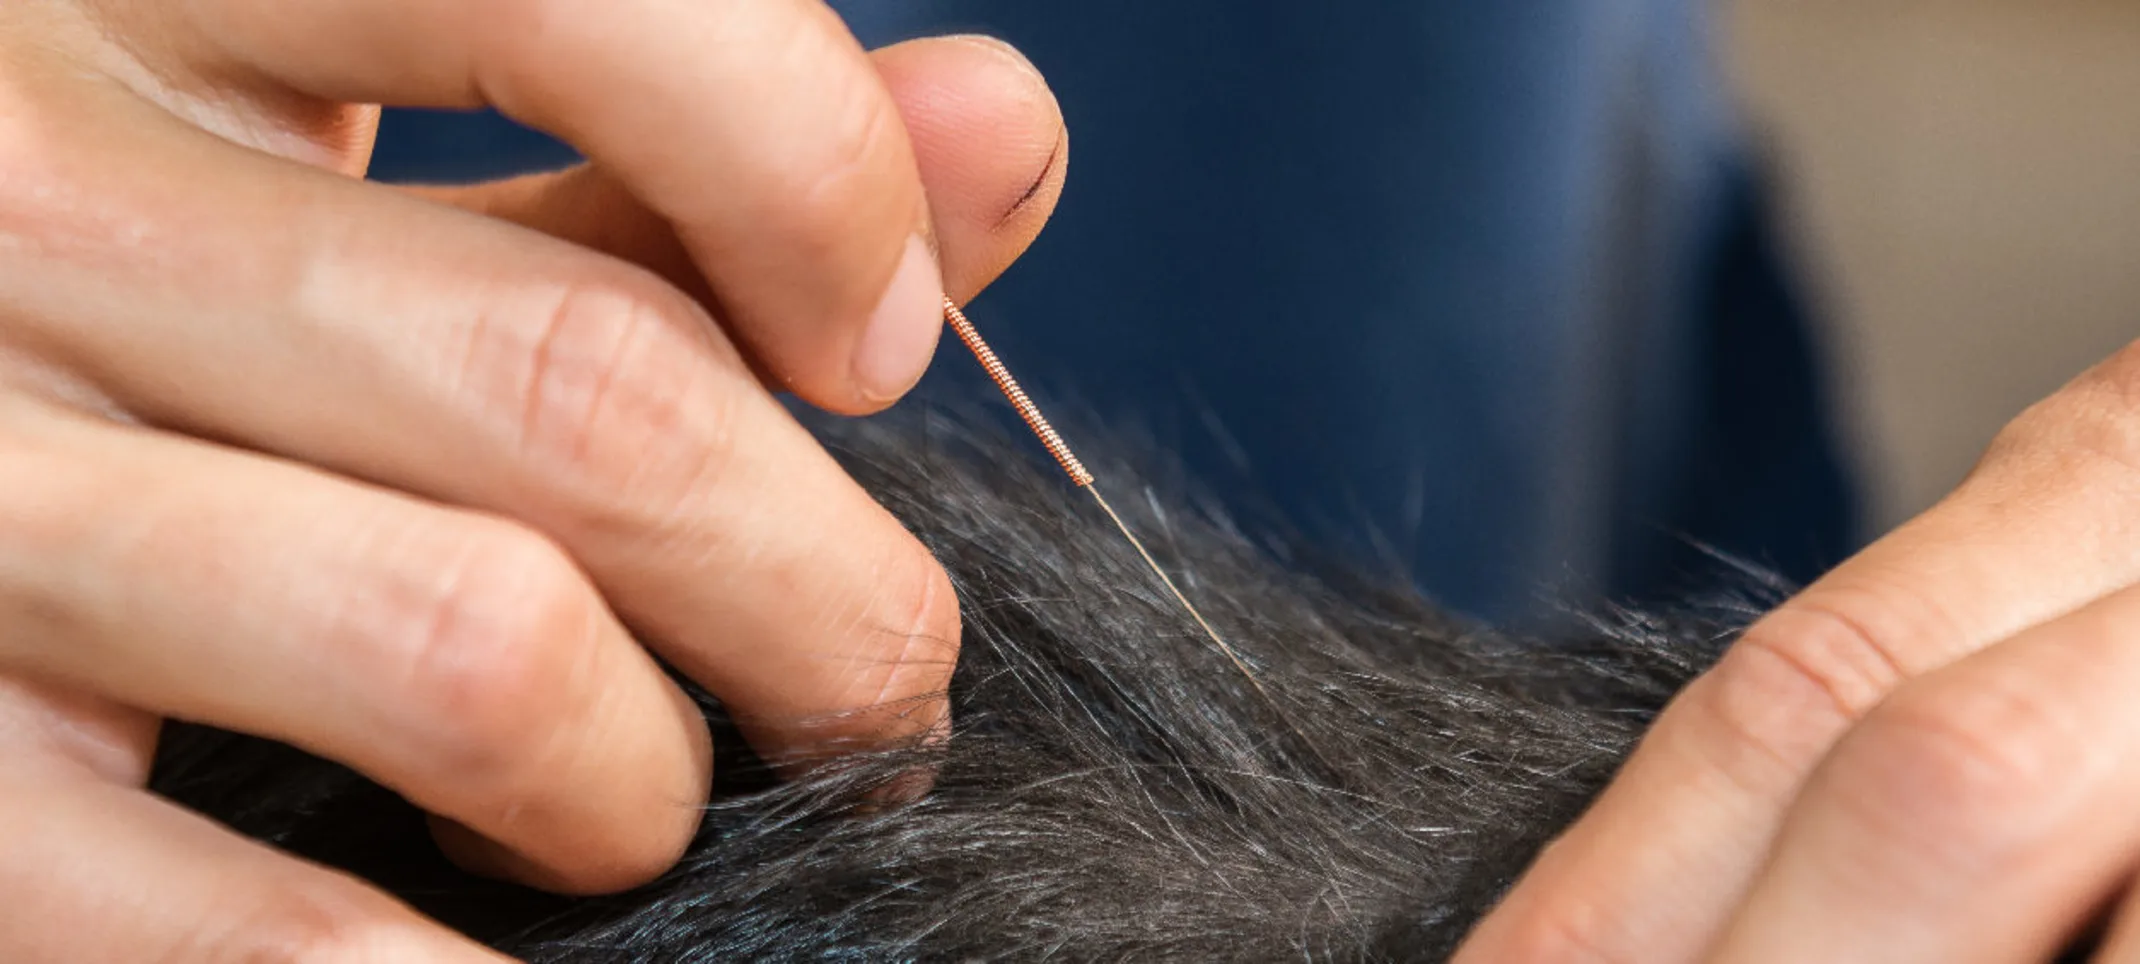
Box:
[940,297,1324,764]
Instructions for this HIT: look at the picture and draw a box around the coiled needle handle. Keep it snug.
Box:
[940,298,1271,701]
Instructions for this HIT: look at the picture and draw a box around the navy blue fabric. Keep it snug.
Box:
[367,110,577,183]
[366,1,1860,621]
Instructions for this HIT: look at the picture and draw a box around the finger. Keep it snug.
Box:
[2088,877,2140,961]
[417,34,1069,311]
[0,675,158,789]
[0,402,710,895]
[1707,582,2140,962]
[9,90,956,772]
[881,35,1068,296]
[0,759,508,963]
[1458,342,2140,962]
[121,0,945,413]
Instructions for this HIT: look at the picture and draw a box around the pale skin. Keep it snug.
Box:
[11,3,2140,961]
[1454,351,2140,958]
[0,1,1067,960]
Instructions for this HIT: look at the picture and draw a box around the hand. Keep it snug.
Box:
[1458,341,2140,961]
[0,1,1068,959]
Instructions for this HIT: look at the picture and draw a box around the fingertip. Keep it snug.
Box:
[735,543,960,776]
[428,806,692,897]
[870,556,961,768]
[891,552,963,739]
[873,34,1068,302]
[427,667,711,897]
[871,687,954,805]
[933,34,1069,241]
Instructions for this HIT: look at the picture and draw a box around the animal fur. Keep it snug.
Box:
[150,411,1762,961]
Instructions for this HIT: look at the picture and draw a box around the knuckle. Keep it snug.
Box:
[1982,339,2140,482]
[461,0,578,113]
[394,524,600,791]
[460,273,739,523]
[1829,674,2086,859]
[784,89,900,234]
[761,68,914,277]
[1697,594,1913,784]
[2076,336,2140,405]
[1738,595,1912,721]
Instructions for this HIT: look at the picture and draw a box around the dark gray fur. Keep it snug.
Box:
[150,412,1761,961]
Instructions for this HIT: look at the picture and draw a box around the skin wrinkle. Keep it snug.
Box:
[995,132,1064,231]
[0,678,150,786]
[66,2,368,174]
[148,409,1758,961]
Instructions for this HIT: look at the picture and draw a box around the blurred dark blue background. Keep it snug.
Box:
[370,1,1861,622]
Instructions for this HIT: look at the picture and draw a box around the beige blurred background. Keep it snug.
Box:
[1723,0,2140,528]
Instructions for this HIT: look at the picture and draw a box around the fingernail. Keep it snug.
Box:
[853,234,944,405]
[948,34,1043,79]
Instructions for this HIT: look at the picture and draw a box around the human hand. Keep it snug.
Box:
[0,2,1067,958]
[1457,342,2140,961]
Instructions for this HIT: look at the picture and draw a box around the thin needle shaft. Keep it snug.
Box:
[1085,486,1278,706]
[942,298,1331,772]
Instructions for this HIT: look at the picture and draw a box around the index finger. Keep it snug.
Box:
[1457,344,2140,961]
[112,0,941,414]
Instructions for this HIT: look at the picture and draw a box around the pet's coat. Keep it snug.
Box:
[150,413,1760,961]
